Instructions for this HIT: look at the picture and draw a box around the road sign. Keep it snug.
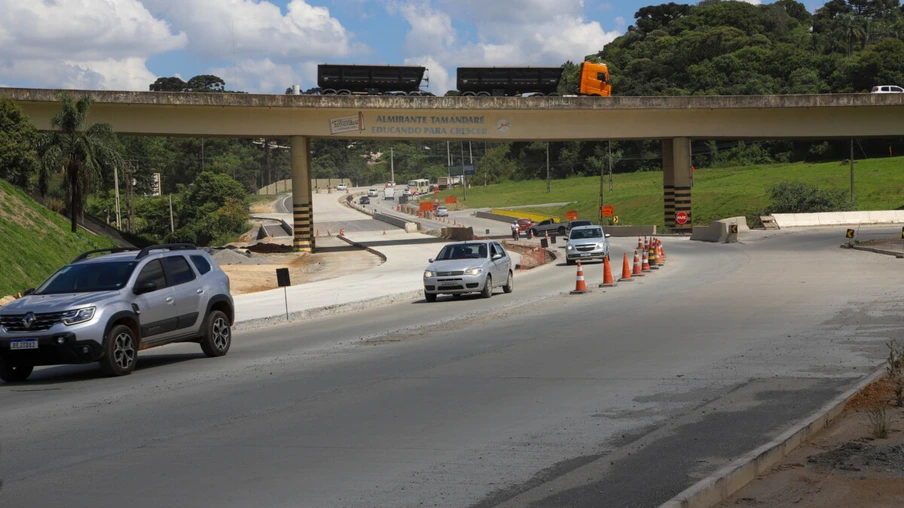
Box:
[276,268,291,287]
[847,229,855,239]
[613,216,619,224]
[566,210,578,221]
[601,205,615,217]
[676,211,689,225]
[729,224,739,234]
[450,164,476,176]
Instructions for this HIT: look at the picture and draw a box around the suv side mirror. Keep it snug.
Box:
[134,280,157,295]
[428,258,434,263]
[492,254,503,260]
[605,233,611,238]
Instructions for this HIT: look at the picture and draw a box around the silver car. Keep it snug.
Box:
[0,244,234,382]
[423,241,513,302]
[565,225,611,265]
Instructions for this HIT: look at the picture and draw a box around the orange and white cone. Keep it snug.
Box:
[632,250,644,277]
[637,236,642,249]
[600,255,617,288]
[619,252,634,282]
[570,261,589,294]
[642,249,651,272]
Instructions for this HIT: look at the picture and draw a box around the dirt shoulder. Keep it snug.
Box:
[717,376,904,508]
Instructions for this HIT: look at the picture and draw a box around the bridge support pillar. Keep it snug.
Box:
[663,137,692,232]
[290,136,315,252]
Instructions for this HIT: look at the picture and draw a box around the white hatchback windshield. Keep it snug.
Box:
[570,228,603,240]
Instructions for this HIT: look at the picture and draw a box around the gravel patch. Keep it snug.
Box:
[808,442,904,476]
[208,247,274,266]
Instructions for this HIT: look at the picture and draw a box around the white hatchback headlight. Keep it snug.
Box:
[62,307,95,325]
[566,244,575,250]
[466,267,482,276]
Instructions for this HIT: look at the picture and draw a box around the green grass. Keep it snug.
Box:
[435,157,904,227]
[0,179,117,297]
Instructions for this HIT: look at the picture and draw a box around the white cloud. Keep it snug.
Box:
[142,0,362,62]
[0,0,185,89]
[210,58,303,95]
[392,0,621,93]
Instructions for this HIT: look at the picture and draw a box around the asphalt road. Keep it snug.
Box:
[2,224,902,508]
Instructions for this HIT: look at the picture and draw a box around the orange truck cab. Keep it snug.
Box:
[578,62,612,96]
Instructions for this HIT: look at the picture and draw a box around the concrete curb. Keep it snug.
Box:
[658,364,887,508]
[844,243,904,258]
[233,289,425,332]
[335,234,388,262]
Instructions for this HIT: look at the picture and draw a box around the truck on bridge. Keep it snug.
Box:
[314,61,611,97]
[437,176,462,190]
[318,64,433,96]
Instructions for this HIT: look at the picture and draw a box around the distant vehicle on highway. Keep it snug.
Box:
[359,196,370,205]
[423,241,513,302]
[527,218,565,237]
[368,188,378,197]
[871,85,903,93]
[565,225,610,265]
[435,206,448,217]
[565,220,593,233]
[516,218,533,232]
[384,186,395,200]
[0,244,234,382]
[337,183,348,191]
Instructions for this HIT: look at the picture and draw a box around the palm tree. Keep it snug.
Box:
[41,92,123,233]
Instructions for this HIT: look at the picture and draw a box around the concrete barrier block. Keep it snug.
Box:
[691,222,728,242]
[720,216,750,231]
[404,223,419,233]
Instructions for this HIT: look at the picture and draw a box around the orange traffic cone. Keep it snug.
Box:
[599,255,617,288]
[619,252,634,282]
[383,229,386,235]
[316,228,319,237]
[642,249,651,272]
[637,236,642,249]
[659,241,667,262]
[570,261,589,294]
[654,241,663,266]
[545,230,550,242]
[632,250,644,277]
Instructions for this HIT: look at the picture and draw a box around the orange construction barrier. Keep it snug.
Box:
[599,256,617,288]
[620,252,634,282]
[570,261,589,294]
[632,250,644,276]
[642,249,651,272]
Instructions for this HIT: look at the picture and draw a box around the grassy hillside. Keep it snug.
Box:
[0,179,116,297]
[436,157,904,227]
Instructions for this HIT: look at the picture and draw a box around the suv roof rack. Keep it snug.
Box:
[72,247,138,263]
[136,243,198,260]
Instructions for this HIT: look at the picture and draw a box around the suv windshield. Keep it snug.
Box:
[436,243,488,260]
[36,261,138,294]
[570,228,603,240]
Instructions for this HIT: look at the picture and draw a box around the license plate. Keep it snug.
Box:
[580,253,592,257]
[439,281,458,287]
[10,339,38,350]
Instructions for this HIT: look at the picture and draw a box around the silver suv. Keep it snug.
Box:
[0,244,234,382]
[565,225,611,265]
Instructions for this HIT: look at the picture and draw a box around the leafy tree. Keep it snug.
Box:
[767,181,854,213]
[186,75,226,92]
[149,77,188,92]
[0,95,39,189]
[40,93,123,233]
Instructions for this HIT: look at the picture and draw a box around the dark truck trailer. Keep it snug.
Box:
[456,66,564,97]
[318,64,431,96]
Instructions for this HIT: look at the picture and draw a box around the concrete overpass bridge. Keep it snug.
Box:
[5,87,904,251]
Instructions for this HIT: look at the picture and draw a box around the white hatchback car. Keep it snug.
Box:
[337,183,348,191]
[423,241,513,302]
[871,85,903,93]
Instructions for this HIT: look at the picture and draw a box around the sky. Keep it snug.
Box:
[0,0,808,95]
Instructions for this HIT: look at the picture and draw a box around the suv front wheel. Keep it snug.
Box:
[99,324,138,376]
[200,310,231,357]
[0,357,34,383]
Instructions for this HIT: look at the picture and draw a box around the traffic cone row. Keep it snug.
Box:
[599,256,617,288]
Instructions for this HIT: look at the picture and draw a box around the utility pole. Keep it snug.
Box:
[608,141,613,192]
[599,148,605,223]
[460,142,467,201]
[850,139,855,202]
[127,159,136,234]
[390,147,395,184]
[113,164,122,229]
[546,142,550,193]
[169,194,175,233]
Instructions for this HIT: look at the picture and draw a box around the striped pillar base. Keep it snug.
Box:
[664,185,692,230]
[293,202,315,252]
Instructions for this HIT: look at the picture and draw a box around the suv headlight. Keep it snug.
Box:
[61,307,95,325]
[424,270,435,278]
[566,244,575,251]
[466,267,482,276]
